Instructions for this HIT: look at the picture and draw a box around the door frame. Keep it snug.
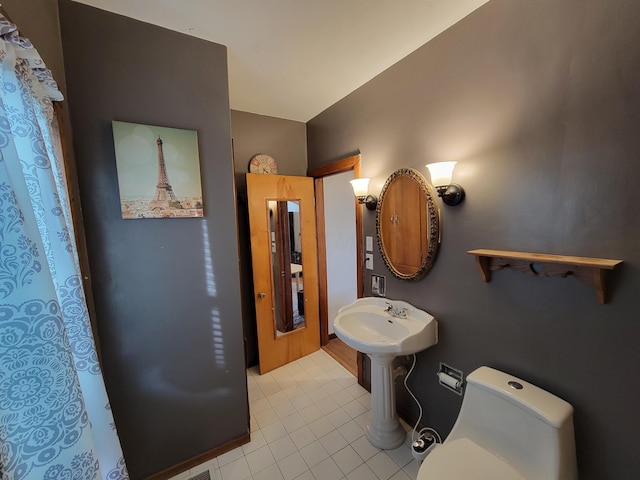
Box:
[308,154,366,384]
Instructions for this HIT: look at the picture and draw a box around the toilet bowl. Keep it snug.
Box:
[417,367,578,480]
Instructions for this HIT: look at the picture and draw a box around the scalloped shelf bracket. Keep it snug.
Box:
[467,249,622,304]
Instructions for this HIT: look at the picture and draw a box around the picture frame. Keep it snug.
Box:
[112,121,204,219]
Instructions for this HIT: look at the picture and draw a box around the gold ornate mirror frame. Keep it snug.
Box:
[376,168,440,280]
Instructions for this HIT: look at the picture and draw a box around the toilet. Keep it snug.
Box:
[417,366,578,480]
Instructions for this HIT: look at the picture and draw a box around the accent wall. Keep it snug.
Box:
[58,1,248,478]
[307,0,640,478]
[230,110,307,367]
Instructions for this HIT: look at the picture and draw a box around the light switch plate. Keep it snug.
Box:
[365,253,373,270]
[365,236,373,252]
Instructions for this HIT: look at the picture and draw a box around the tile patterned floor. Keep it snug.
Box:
[169,349,419,480]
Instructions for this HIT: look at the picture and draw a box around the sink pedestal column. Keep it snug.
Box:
[365,353,406,449]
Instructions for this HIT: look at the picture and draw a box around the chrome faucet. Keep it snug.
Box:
[384,302,407,318]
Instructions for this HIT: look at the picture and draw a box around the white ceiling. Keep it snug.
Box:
[72,0,489,122]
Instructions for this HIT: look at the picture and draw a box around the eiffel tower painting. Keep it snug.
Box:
[150,136,182,209]
[112,121,204,219]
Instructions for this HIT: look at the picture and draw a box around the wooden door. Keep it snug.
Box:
[247,173,320,374]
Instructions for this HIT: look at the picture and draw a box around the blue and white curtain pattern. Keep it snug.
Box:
[0,15,128,480]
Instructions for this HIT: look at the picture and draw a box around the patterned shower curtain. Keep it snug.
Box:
[0,15,128,480]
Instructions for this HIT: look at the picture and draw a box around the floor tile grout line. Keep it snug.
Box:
[172,349,419,480]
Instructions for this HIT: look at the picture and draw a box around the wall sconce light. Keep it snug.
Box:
[426,161,465,206]
[350,178,378,210]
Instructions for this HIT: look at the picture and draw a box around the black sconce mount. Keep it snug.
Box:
[435,184,465,206]
[357,194,378,211]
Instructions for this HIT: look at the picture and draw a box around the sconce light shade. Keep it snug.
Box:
[350,178,370,197]
[426,161,465,206]
[350,178,378,210]
[426,161,457,187]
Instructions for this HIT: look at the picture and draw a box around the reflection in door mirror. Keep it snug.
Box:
[268,200,305,334]
[376,168,440,280]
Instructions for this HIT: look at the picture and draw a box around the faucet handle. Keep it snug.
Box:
[384,302,393,311]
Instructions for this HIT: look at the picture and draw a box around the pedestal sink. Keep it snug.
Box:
[334,297,437,449]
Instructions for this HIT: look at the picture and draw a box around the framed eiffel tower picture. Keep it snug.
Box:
[112,121,204,219]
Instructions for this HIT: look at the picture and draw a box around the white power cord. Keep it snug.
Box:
[403,354,423,443]
[403,354,442,461]
[415,426,441,444]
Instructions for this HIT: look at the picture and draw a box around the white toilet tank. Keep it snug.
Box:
[444,367,578,480]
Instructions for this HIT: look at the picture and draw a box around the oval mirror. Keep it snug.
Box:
[376,168,440,280]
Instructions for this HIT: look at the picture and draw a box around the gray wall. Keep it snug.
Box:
[307,0,640,478]
[231,110,307,178]
[58,2,247,478]
[230,110,307,366]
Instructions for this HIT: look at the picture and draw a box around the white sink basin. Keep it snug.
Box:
[333,297,438,449]
[334,297,437,355]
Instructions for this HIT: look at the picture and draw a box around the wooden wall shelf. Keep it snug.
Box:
[467,249,622,304]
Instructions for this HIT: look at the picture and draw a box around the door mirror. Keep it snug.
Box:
[268,200,305,334]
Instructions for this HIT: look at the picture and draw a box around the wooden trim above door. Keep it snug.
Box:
[308,155,363,180]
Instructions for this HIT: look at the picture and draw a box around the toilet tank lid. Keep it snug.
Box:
[467,367,574,428]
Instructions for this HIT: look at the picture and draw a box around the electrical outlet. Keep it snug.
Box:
[365,253,373,270]
[371,274,386,296]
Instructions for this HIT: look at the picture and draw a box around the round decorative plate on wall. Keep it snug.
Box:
[248,154,278,174]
